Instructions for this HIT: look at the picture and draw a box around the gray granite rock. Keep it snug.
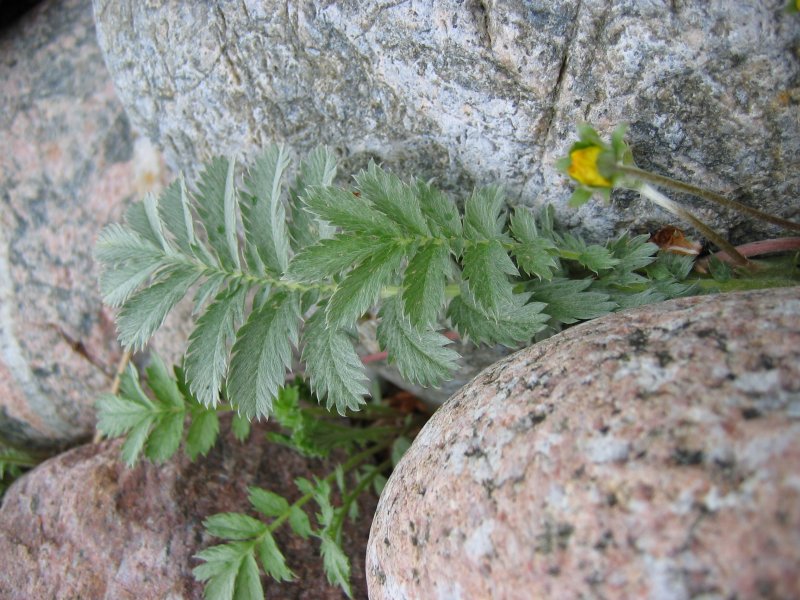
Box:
[367,287,800,599]
[93,0,799,244]
[0,0,190,449]
[0,416,376,599]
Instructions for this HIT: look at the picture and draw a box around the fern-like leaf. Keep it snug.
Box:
[416,179,463,242]
[301,310,368,415]
[325,242,405,328]
[355,162,430,236]
[464,184,507,240]
[320,534,352,598]
[461,240,518,318]
[242,144,292,274]
[447,288,549,346]
[528,278,617,324]
[227,293,301,420]
[195,157,238,269]
[184,285,248,407]
[402,241,451,327]
[285,235,376,284]
[158,176,196,254]
[509,208,559,280]
[116,265,200,351]
[257,532,295,583]
[561,233,620,274]
[377,296,459,387]
[96,357,222,466]
[289,146,337,249]
[303,185,400,237]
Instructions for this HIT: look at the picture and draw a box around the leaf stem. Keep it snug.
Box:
[332,457,393,534]
[267,438,394,534]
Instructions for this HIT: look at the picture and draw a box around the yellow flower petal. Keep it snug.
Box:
[567,146,612,188]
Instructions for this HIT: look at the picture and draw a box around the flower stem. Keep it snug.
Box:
[637,183,749,266]
[617,164,800,232]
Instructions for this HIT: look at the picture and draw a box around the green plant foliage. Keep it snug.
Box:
[93,137,800,600]
[193,446,393,599]
[96,354,222,466]
[96,358,411,599]
[96,146,707,424]
[0,444,41,498]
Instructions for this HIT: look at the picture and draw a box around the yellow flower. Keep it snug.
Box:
[567,146,612,188]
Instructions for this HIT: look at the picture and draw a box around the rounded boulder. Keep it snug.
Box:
[367,288,800,599]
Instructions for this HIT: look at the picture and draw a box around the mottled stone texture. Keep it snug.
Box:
[367,288,800,600]
[93,1,799,243]
[0,0,179,448]
[0,416,375,599]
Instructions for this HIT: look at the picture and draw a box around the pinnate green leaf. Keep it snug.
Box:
[529,278,616,324]
[195,157,238,270]
[416,179,462,241]
[289,146,337,249]
[99,256,163,308]
[125,199,165,250]
[145,353,184,408]
[248,487,290,518]
[402,242,451,327]
[320,534,352,598]
[301,310,368,415]
[185,408,220,460]
[242,144,292,274]
[185,285,247,408]
[461,240,518,318]
[303,185,399,236]
[288,506,313,540]
[234,553,264,600]
[193,542,252,600]
[377,296,459,387]
[447,288,549,346]
[120,417,155,467]
[607,234,658,273]
[94,222,162,265]
[204,513,266,540]
[116,265,200,351]
[509,208,559,280]
[227,293,301,419]
[158,176,196,254]
[326,242,405,328]
[192,273,229,314]
[231,414,251,442]
[257,531,294,582]
[95,393,153,438]
[464,185,507,239]
[144,410,184,463]
[355,162,429,236]
[286,235,376,283]
[561,233,620,273]
[223,157,241,271]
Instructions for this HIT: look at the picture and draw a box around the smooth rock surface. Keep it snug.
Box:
[94,1,799,243]
[0,416,375,599]
[367,287,800,599]
[0,0,182,448]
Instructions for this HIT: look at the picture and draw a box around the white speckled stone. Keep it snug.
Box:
[367,288,800,599]
[93,1,800,244]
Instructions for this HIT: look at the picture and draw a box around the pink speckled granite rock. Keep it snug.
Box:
[0,415,375,599]
[367,288,800,600]
[0,0,175,448]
